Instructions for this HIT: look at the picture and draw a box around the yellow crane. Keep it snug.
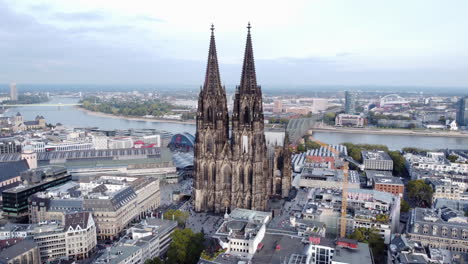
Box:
[308,137,349,238]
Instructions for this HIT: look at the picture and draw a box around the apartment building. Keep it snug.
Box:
[362,150,394,171]
[29,175,160,240]
[407,207,468,252]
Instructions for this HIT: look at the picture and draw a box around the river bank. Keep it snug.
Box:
[312,127,468,138]
[76,106,196,125]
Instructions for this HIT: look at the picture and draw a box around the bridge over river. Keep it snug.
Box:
[1,103,82,107]
[286,107,342,143]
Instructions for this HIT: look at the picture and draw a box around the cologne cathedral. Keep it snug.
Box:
[194,24,291,213]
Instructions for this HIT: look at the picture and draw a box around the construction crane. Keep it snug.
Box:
[307,137,349,238]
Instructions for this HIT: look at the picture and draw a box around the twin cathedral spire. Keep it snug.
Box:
[194,24,290,213]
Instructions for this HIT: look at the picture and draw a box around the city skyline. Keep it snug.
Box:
[1,0,468,87]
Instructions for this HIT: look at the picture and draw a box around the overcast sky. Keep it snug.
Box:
[0,0,467,87]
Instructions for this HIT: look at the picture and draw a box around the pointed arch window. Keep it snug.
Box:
[211,164,216,183]
[223,166,231,186]
[243,107,250,124]
[239,167,244,185]
[207,106,214,122]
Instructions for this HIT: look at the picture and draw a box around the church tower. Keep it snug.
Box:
[231,23,270,211]
[194,23,288,213]
[194,25,231,212]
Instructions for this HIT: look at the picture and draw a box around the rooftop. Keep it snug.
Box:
[229,208,271,223]
[333,242,373,264]
[95,246,141,264]
[300,168,360,183]
[0,239,37,262]
[365,170,393,178]
[252,234,305,264]
[374,176,404,185]
[0,159,29,182]
[362,150,392,161]
[0,147,168,163]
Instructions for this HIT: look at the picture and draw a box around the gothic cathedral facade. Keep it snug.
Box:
[194,24,291,213]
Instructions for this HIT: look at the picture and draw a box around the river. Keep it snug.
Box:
[9,97,196,134]
[9,97,468,150]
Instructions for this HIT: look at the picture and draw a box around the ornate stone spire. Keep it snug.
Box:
[239,22,258,94]
[203,24,223,94]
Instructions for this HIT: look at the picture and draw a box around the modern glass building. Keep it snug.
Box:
[457,96,468,127]
[2,166,71,218]
[344,91,356,114]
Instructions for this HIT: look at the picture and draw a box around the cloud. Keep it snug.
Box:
[0,0,467,88]
[52,11,105,21]
[64,25,134,34]
[336,52,354,57]
[136,15,165,23]
[29,4,50,12]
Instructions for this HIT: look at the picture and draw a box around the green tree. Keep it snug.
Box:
[401,199,411,213]
[375,214,389,223]
[187,232,205,263]
[305,140,321,150]
[349,148,362,162]
[402,147,427,154]
[323,112,337,125]
[163,209,189,226]
[388,150,407,176]
[348,228,385,264]
[368,229,385,264]
[167,229,205,264]
[447,154,459,163]
[145,258,164,264]
[296,144,306,153]
[348,228,365,241]
[407,180,433,207]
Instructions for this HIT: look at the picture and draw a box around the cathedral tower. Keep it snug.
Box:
[194,25,230,212]
[231,23,270,211]
[194,24,288,213]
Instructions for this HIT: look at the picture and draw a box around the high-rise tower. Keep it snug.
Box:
[10,83,18,101]
[345,91,356,114]
[457,96,468,127]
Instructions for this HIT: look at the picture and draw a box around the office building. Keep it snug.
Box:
[0,159,29,200]
[457,96,468,127]
[9,83,18,101]
[29,175,160,240]
[33,212,97,262]
[335,114,365,127]
[296,167,360,189]
[124,218,177,259]
[213,208,272,259]
[344,91,356,114]
[273,100,283,113]
[2,166,71,218]
[95,246,142,264]
[428,179,461,202]
[362,150,394,171]
[405,152,468,179]
[0,139,19,154]
[373,176,404,197]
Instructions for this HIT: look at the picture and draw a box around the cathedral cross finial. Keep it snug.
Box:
[247,22,251,33]
[211,23,215,35]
